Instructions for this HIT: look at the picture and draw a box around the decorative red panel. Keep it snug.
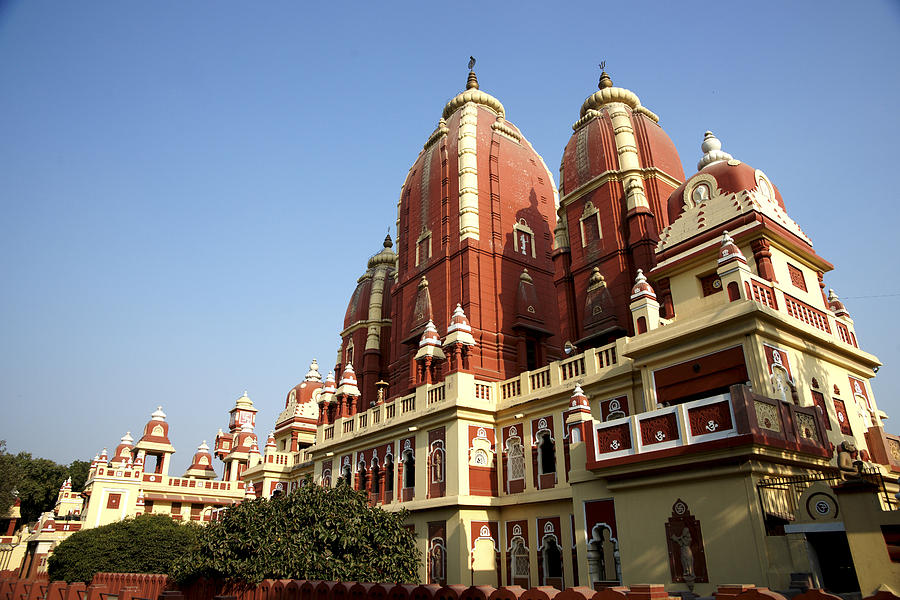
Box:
[833,399,853,435]
[811,391,831,431]
[699,273,723,296]
[640,413,679,446]
[599,396,629,421]
[763,345,793,381]
[788,264,807,292]
[849,376,870,409]
[688,401,733,436]
[596,423,632,454]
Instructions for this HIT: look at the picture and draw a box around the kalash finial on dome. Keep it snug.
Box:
[467,56,479,90]
[304,359,322,382]
[383,232,393,249]
[697,131,734,171]
[598,61,613,89]
[151,406,166,421]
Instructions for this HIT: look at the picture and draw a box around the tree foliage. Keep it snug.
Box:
[48,514,200,583]
[172,481,420,585]
[0,441,20,519]
[0,446,91,524]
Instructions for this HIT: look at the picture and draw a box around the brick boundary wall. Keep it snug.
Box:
[1,574,897,600]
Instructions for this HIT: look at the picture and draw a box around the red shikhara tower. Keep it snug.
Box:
[387,68,563,395]
[554,70,684,346]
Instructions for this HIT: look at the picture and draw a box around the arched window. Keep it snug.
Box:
[370,459,380,494]
[345,341,354,370]
[511,538,529,582]
[471,449,488,466]
[321,469,332,488]
[357,462,368,491]
[341,464,352,486]
[402,449,415,489]
[538,433,556,475]
[507,437,525,482]
[542,536,563,579]
[385,454,395,492]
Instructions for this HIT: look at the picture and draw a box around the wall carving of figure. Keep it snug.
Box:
[664,499,708,586]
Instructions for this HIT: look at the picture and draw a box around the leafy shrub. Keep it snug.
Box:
[48,514,199,582]
[172,480,420,585]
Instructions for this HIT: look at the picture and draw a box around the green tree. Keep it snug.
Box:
[14,452,69,523]
[173,480,420,585]
[66,460,91,493]
[0,441,21,518]
[48,514,200,583]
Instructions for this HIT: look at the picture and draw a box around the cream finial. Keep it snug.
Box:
[697,131,733,170]
[151,406,166,421]
[721,230,734,245]
[305,359,322,382]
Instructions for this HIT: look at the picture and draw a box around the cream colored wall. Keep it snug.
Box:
[837,485,900,593]
[577,468,774,595]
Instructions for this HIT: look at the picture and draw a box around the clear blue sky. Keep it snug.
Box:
[1,1,898,476]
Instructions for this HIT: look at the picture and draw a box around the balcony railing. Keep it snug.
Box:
[586,384,830,469]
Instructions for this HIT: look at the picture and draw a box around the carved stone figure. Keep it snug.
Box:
[837,440,862,477]
[670,527,694,578]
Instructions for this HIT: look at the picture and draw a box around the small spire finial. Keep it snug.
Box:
[598,61,613,89]
[466,56,479,90]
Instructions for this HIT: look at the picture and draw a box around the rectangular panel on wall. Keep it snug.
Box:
[468,425,497,496]
[536,516,564,589]
[584,499,621,586]
[502,424,525,494]
[833,398,853,435]
[505,520,530,587]
[654,346,748,405]
[811,391,831,431]
[532,416,556,490]
[427,427,446,499]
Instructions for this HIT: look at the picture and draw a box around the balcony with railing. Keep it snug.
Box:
[585,384,831,470]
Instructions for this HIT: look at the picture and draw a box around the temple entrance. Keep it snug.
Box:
[806,531,859,593]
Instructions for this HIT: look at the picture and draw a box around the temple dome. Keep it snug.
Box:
[560,71,684,200]
[343,235,396,330]
[666,132,787,224]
